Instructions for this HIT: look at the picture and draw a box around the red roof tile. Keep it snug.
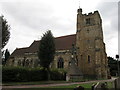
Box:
[10,34,76,57]
[10,47,29,57]
[55,34,76,50]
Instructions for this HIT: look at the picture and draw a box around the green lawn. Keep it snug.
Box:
[107,81,114,88]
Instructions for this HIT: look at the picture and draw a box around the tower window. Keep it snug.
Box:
[69,61,71,66]
[86,18,91,25]
[80,55,82,61]
[87,29,89,33]
[57,57,64,68]
[76,56,78,66]
[88,55,90,63]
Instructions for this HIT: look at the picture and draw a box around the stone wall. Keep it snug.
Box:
[7,50,71,69]
[51,50,71,69]
[7,54,39,68]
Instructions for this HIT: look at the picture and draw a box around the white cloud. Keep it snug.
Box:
[95,2,118,58]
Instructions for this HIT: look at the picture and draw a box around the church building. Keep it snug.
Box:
[7,8,109,79]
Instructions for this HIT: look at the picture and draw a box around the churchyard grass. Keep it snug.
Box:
[107,81,114,88]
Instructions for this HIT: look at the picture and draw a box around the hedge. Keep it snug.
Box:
[50,68,66,80]
[2,67,66,82]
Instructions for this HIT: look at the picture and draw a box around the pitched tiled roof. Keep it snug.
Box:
[10,47,29,57]
[55,34,76,50]
[10,34,76,57]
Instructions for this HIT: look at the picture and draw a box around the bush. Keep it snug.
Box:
[2,67,66,82]
[50,68,66,80]
[29,68,47,81]
[2,67,47,82]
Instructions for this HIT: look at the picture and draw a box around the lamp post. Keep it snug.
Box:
[116,55,120,76]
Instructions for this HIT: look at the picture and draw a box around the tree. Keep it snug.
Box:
[3,49,10,65]
[108,56,120,76]
[1,15,10,49]
[38,30,55,80]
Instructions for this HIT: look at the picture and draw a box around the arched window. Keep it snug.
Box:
[76,56,78,66]
[81,55,82,61]
[12,59,14,66]
[57,57,64,68]
[30,59,33,65]
[25,59,29,67]
[88,55,90,63]
[17,60,21,66]
[22,57,26,67]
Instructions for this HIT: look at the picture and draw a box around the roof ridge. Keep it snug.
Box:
[16,47,29,50]
[32,34,76,42]
[55,34,76,39]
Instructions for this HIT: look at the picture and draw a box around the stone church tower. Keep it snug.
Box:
[76,8,108,79]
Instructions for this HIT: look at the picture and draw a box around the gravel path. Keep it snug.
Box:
[2,79,114,89]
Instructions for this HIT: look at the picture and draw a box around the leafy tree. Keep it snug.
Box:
[108,56,120,76]
[1,15,10,49]
[3,49,10,65]
[38,30,55,80]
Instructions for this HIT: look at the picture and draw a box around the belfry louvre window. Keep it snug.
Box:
[57,57,64,68]
[86,18,91,25]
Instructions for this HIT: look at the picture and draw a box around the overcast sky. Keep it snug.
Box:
[0,0,119,58]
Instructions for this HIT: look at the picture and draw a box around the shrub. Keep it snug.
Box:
[2,66,47,82]
[29,68,47,81]
[2,66,66,82]
[50,68,66,80]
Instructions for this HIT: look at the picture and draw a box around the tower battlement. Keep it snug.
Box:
[83,11,99,16]
[77,8,101,30]
[77,8,99,16]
